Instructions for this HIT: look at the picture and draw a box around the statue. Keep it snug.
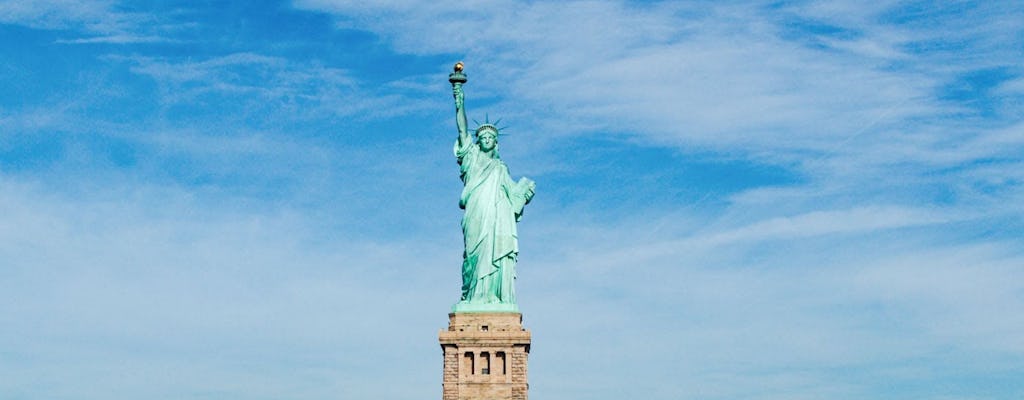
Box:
[449,62,536,312]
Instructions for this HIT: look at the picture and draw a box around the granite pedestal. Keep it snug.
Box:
[439,312,530,400]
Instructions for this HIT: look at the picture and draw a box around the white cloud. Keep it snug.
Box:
[995,76,1024,95]
[518,200,1024,399]
[0,0,169,43]
[293,1,931,142]
[0,175,455,399]
[114,53,437,122]
[295,0,1022,184]
[4,131,1020,399]
[0,0,121,30]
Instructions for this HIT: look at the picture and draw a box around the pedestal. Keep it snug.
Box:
[439,312,531,400]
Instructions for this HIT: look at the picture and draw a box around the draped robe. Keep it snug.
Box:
[455,139,529,304]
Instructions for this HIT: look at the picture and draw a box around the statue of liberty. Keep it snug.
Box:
[449,62,536,312]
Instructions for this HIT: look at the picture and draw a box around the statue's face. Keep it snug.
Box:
[478,134,496,152]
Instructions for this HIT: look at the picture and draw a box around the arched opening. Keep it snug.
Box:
[463,352,475,376]
[480,352,491,375]
[495,351,507,375]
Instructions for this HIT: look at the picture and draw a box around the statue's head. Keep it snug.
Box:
[475,124,499,152]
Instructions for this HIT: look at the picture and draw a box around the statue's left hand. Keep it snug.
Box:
[520,178,536,201]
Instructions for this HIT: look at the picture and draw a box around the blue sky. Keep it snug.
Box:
[1,1,1022,399]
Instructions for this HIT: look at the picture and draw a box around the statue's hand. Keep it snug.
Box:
[453,85,464,101]
[520,178,536,202]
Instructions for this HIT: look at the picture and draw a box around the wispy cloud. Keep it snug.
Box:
[521,204,1024,399]
[297,0,1023,185]
[55,34,171,44]
[0,1,124,31]
[0,0,172,44]
[0,175,455,399]
[114,52,436,122]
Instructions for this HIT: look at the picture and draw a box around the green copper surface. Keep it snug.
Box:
[451,302,519,313]
[449,63,535,312]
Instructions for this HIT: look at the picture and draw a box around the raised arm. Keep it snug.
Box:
[450,62,471,149]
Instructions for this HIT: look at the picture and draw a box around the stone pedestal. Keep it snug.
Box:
[439,313,530,400]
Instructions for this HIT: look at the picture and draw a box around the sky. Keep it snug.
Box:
[1,1,1022,399]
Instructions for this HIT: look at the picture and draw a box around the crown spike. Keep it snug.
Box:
[472,114,509,136]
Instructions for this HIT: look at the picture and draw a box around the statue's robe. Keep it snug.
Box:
[455,140,529,304]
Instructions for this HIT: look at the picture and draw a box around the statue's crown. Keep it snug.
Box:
[475,124,500,137]
[474,115,506,137]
